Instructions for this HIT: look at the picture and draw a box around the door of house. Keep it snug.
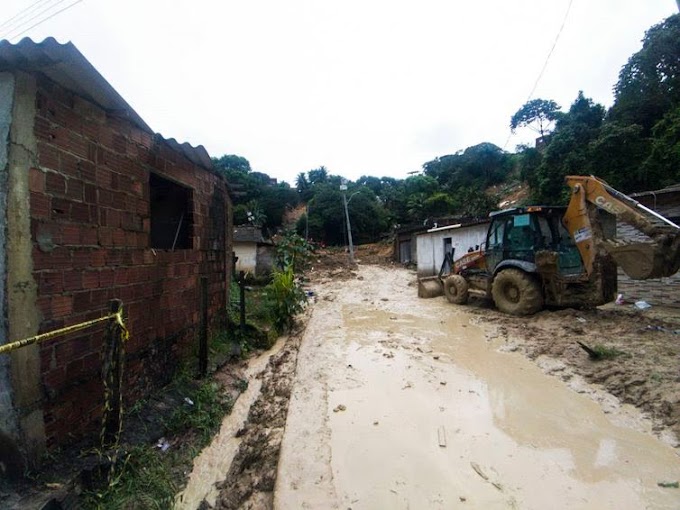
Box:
[399,241,411,263]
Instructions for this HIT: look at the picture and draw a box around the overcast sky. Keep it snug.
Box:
[2,1,678,184]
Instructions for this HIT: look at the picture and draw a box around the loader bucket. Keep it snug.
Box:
[603,241,674,280]
[418,276,444,298]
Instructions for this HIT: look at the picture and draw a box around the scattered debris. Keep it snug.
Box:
[615,293,625,305]
[433,355,440,360]
[635,300,652,310]
[333,404,347,412]
[459,496,467,502]
[437,426,447,447]
[658,481,679,489]
[156,438,171,452]
[402,382,413,390]
[576,317,587,323]
[373,421,379,426]
[184,397,194,406]
[470,462,488,481]
[440,381,447,386]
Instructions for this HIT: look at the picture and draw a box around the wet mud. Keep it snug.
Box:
[275,265,680,509]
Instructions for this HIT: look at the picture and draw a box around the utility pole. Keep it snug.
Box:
[340,183,355,264]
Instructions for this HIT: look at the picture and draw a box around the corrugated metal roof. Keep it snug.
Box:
[0,37,213,172]
[233,225,269,244]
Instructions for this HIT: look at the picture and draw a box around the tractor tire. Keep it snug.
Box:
[443,275,469,305]
[491,269,543,316]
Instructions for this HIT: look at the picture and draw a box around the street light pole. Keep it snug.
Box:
[340,184,355,264]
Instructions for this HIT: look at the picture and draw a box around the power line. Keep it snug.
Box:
[524,0,575,104]
[0,0,55,31]
[0,0,84,41]
[503,0,575,150]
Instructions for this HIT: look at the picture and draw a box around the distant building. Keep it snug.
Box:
[233,225,274,276]
[415,220,489,278]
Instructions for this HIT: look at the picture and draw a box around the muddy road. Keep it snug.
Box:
[273,265,680,509]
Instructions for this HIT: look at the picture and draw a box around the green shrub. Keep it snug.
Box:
[265,264,307,333]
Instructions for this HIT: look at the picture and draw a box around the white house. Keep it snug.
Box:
[416,221,489,277]
[233,226,274,276]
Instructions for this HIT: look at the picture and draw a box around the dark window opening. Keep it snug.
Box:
[150,173,193,249]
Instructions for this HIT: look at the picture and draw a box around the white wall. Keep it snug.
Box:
[416,223,488,277]
[234,242,258,274]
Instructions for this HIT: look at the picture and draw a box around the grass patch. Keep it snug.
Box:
[80,373,234,509]
[81,445,177,510]
[590,344,627,360]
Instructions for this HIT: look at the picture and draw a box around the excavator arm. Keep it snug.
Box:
[563,175,680,280]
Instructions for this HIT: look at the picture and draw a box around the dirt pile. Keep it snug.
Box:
[467,303,680,444]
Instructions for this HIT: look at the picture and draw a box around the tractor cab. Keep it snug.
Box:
[484,207,583,276]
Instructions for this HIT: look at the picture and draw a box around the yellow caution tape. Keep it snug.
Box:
[0,312,124,355]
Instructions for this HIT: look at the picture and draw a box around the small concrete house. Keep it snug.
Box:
[233,225,274,276]
[416,221,489,278]
[0,37,232,469]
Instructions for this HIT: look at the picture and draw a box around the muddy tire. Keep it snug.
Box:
[443,275,469,305]
[491,269,543,315]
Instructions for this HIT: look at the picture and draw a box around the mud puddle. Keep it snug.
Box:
[279,281,680,509]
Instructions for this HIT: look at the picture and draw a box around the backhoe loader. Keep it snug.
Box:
[433,175,680,315]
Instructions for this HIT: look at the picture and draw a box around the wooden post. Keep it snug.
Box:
[199,277,209,377]
[239,270,246,331]
[101,299,123,447]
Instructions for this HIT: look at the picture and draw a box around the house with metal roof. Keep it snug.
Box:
[0,37,232,472]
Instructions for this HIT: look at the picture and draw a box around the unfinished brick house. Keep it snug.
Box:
[0,37,232,470]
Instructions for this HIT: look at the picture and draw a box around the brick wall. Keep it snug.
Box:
[28,74,231,448]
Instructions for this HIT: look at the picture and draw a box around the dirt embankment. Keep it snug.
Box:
[465,302,680,444]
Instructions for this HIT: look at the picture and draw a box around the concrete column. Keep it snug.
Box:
[6,71,45,467]
[0,73,23,476]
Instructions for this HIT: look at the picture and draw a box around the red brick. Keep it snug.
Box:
[98,227,113,247]
[99,268,115,287]
[80,161,96,183]
[38,142,60,171]
[63,271,82,292]
[65,178,83,200]
[50,197,70,220]
[72,291,91,313]
[90,249,106,267]
[70,202,91,223]
[60,224,80,245]
[60,153,79,178]
[83,184,97,203]
[113,268,129,286]
[95,167,112,188]
[112,228,126,247]
[29,168,45,193]
[72,249,93,269]
[30,192,50,219]
[52,295,73,318]
[66,132,89,159]
[82,271,99,289]
[80,226,98,246]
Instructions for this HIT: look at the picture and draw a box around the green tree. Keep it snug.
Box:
[642,105,680,187]
[510,98,561,138]
[531,92,605,204]
[610,14,680,133]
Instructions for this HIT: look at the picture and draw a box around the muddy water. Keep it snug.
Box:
[275,266,680,510]
[175,338,287,510]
